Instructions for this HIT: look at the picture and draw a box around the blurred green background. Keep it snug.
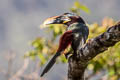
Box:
[0,0,120,80]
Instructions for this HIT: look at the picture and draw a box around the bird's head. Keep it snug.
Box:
[43,13,85,26]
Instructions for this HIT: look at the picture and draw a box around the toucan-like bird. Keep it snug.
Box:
[40,13,89,77]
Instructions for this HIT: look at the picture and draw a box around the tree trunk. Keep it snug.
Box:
[68,21,120,80]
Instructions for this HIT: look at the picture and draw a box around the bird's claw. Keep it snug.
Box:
[64,52,73,59]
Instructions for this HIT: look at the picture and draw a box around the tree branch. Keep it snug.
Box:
[68,21,120,80]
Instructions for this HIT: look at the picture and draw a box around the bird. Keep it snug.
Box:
[40,13,89,77]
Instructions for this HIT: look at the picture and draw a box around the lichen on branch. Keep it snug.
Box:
[68,21,120,80]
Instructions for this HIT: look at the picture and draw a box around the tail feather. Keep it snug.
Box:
[40,52,61,77]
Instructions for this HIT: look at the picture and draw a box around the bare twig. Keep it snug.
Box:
[9,59,29,80]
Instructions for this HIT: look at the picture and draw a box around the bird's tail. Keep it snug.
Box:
[40,51,61,77]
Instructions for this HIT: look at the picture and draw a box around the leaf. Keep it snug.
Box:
[79,4,90,14]
[70,7,78,14]
[74,1,90,14]
[74,1,81,8]
[60,55,67,63]
[109,68,115,76]
[54,25,60,34]
[88,64,94,70]
[38,53,46,65]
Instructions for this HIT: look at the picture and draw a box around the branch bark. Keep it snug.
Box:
[68,21,120,80]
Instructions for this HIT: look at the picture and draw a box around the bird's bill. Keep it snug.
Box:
[43,15,71,25]
[43,16,59,25]
[40,16,60,29]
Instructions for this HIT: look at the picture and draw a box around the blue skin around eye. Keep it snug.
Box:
[66,13,76,17]
[67,14,74,16]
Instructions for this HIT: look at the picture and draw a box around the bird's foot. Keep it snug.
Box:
[64,52,72,59]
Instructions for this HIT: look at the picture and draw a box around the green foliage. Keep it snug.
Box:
[25,1,120,79]
[87,18,120,79]
[24,24,66,66]
[70,0,90,14]
[47,24,66,40]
